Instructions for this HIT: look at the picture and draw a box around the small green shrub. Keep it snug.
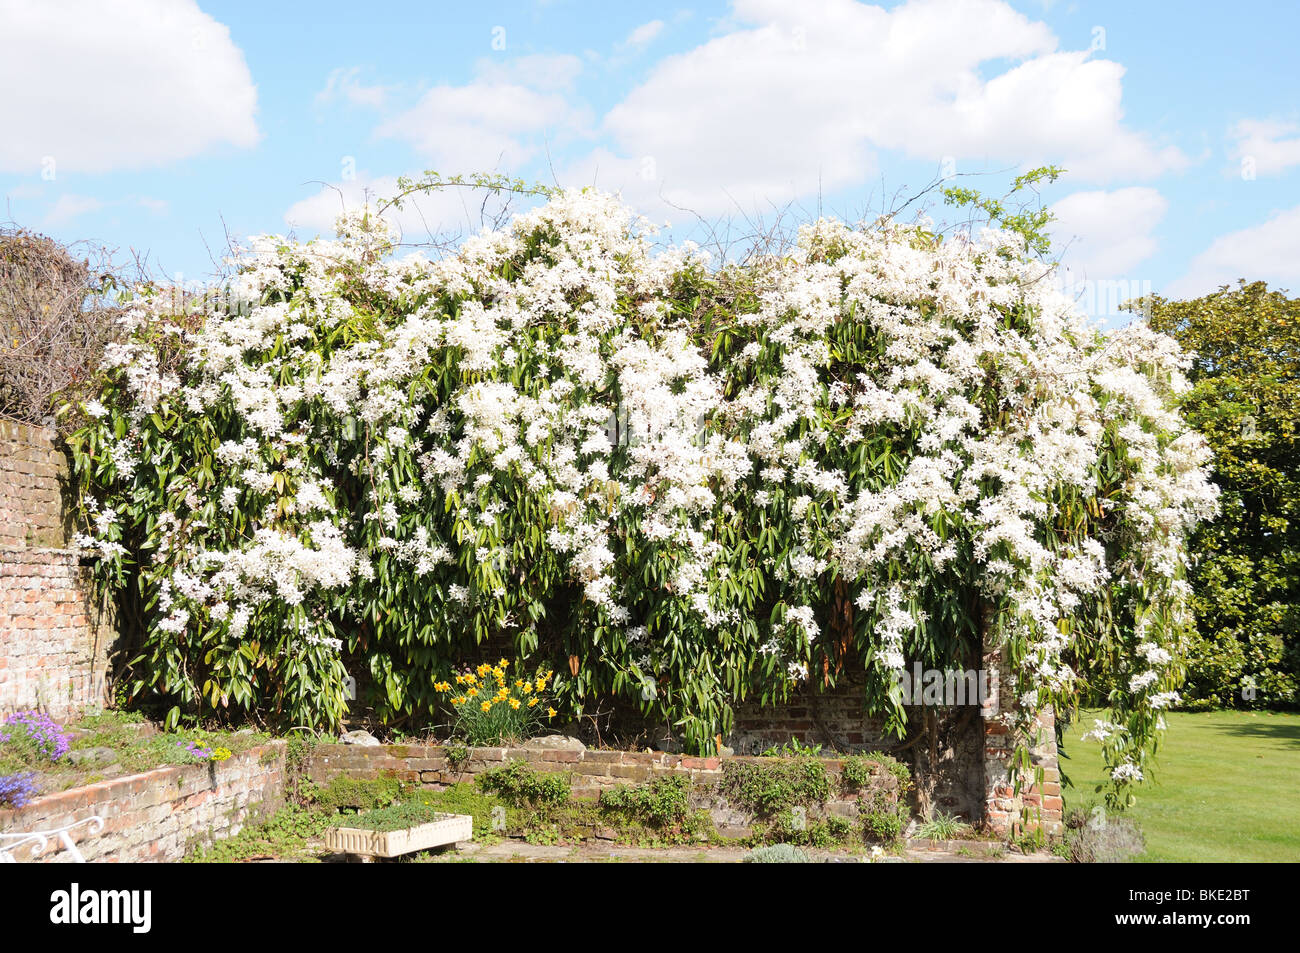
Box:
[915,810,972,840]
[306,775,405,813]
[476,761,570,808]
[445,743,470,773]
[718,757,833,818]
[841,752,911,794]
[600,775,691,828]
[745,843,810,863]
[761,809,855,847]
[862,807,904,842]
[1061,806,1145,863]
[415,782,517,840]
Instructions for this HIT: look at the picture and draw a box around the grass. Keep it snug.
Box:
[1059,709,1300,862]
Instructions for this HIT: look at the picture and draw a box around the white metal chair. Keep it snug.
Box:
[0,815,104,862]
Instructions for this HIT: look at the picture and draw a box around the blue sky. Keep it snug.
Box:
[3,0,1299,320]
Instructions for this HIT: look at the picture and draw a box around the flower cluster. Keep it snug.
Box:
[436,659,555,745]
[0,771,39,809]
[69,187,1216,792]
[175,738,234,763]
[0,711,71,762]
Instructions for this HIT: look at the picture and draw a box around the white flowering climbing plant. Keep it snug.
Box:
[66,185,1216,801]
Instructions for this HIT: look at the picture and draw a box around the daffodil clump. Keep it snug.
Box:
[436,660,556,745]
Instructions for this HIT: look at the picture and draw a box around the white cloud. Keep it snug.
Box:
[625,20,665,49]
[1049,187,1167,280]
[374,56,588,172]
[41,193,170,228]
[0,0,259,174]
[586,0,1185,215]
[316,68,394,109]
[1166,204,1300,299]
[473,54,584,92]
[1229,118,1300,177]
[43,194,105,227]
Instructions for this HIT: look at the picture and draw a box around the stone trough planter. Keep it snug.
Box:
[323,813,473,859]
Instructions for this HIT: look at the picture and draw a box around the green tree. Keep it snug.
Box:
[1138,281,1300,708]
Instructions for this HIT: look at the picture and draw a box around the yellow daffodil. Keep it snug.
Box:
[480,701,492,712]
[510,698,521,710]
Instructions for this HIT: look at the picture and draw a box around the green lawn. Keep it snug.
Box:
[1059,709,1300,862]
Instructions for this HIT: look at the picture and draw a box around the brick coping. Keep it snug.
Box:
[312,742,902,771]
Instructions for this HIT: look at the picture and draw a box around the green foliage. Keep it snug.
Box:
[1060,804,1145,863]
[718,756,834,817]
[1138,281,1300,708]
[476,760,571,808]
[914,810,972,840]
[861,806,904,842]
[841,752,911,792]
[445,742,470,773]
[758,810,856,847]
[439,662,556,745]
[63,714,267,774]
[185,804,331,862]
[941,166,1063,256]
[599,774,692,827]
[304,774,406,812]
[330,797,455,833]
[744,843,810,863]
[759,738,824,758]
[411,781,517,840]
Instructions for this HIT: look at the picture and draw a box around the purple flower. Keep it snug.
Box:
[0,711,70,762]
[176,739,214,761]
[0,772,39,809]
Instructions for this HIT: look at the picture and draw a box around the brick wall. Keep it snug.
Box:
[731,680,996,825]
[0,420,116,718]
[309,743,900,833]
[729,680,891,754]
[0,419,71,549]
[981,648,1063,836]
[0,742,287,862]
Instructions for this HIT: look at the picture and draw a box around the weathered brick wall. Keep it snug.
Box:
[981,648,1063,836]
[0,419,72,549]
[729,680,891,754]
[731,681,991,823]
[0,742,287,862]
[0,420,116,718]
[312,743,902,835]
